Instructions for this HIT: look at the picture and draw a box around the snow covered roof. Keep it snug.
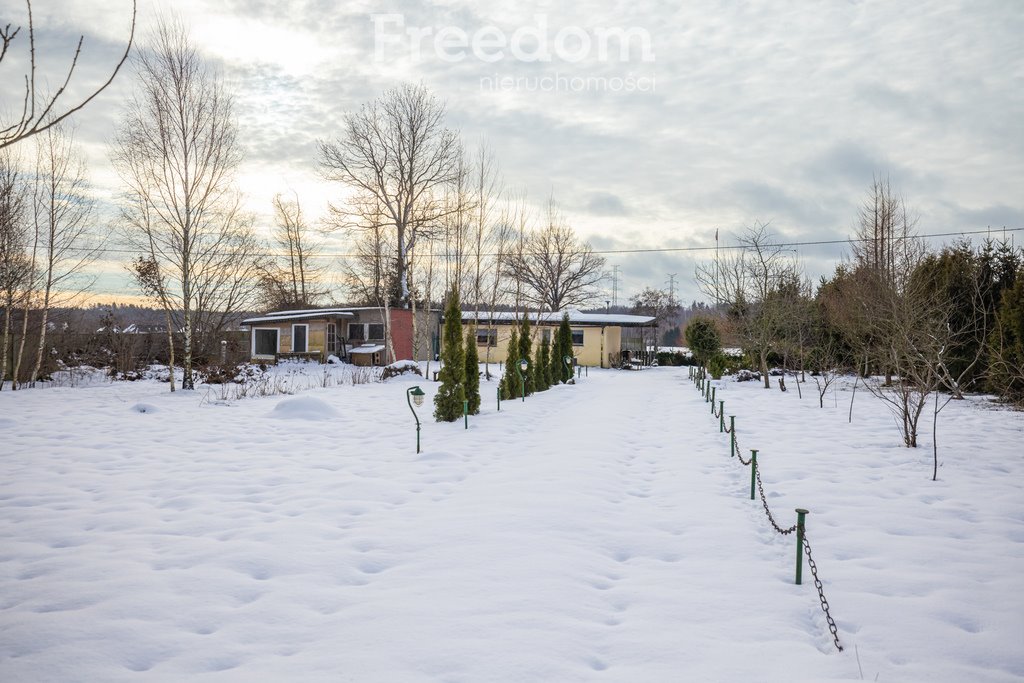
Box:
[241,309,356,325]
[349,344,386,355]
[459,310,656,327]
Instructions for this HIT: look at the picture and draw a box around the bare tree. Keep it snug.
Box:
[26,125,98,385]
[111,15,258,390]
[259,192,328,309]
[504,198,606,311]
[130,252,176,391]
[0,0,137,150]
[696,222,802,388]
[851,175,923,293]
[629,286,680,356]
[470,141,501,314]
[318,83,460,309]
[0,149,31,389]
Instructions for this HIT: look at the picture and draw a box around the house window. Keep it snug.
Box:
[327,323,338,354]
[253,328,279,356]
[348,323,365,341]
[292,324,308,353]
[571,329,585,346]
[476,329,497,346]
[542,329,552,344]
[368,323,385,341]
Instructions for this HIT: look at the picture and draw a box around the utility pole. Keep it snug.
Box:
[714,228,720,308]
[666,273,677,302]
[611,265,620,308]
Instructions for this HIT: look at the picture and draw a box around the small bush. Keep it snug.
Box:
[708,353,728,379]
[381,361,423,381]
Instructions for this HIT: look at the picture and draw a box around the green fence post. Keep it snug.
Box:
[497,386,501,412]
[710,386,716,411]
[729,416,736,456]
[719,402,725,432]
[750,450,758,500]
[795,508,809,585]
[463,399,468,429]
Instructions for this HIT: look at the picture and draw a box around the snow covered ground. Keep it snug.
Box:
[1,366,1022,682]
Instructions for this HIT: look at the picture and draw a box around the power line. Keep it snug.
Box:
[71,226,1024,259]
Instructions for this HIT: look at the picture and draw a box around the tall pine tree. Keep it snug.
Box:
[433,288,465,422]
[519,314,535,395]
[465,328,481,414]
[501,326,520,400]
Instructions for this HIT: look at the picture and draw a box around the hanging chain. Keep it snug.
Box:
[802,532,843,652]
[734,436,751,465]
[755,468,798,535]
[695,372,840,652]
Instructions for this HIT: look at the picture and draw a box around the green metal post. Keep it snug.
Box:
[497,386,501,411]
[463,399,468,429]
[577,366,581,379]
[750,450,758,500]
[710,386,716,412]
[795,508,809,585]
[406,386,423,454]
[719,402,725,432]
[729,416,736,457]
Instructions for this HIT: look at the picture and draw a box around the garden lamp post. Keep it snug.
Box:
[406,385,425,453]
[517,358,528,401]
[563,354,573,383]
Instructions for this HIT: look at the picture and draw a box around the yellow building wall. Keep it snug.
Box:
[468,323,624,368]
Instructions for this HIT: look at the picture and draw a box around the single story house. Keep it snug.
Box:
[240,307,440,364]
[458,310,657,369]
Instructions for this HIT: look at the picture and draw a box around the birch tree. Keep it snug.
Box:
[0,150,30,389]
[26,125,98,385]
[111,15,259,390]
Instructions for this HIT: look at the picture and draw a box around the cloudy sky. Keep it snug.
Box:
[3,0,1023,305]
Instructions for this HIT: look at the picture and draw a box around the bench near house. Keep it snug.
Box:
[240,307,440,365]
[458,310,656,369]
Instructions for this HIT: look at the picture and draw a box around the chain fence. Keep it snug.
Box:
[691,369,843,652]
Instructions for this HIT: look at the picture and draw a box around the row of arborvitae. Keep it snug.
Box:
[434,287,577,421]
[498,310,575,401]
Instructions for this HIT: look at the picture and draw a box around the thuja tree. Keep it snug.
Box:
[552,312,573,382]
[536,333,551,391]
[501,326,520,400]
[518,314,535,395]
[434,288,465,421]
[464,329,481,414]
[685,316,722,366]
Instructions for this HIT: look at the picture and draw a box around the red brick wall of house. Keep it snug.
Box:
[390,308,413,361]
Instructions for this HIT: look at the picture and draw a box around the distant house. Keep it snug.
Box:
[458,310,656,368]
[239,307,440,364]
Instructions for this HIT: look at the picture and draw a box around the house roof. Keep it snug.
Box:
[349,344,386,355]
[241,308,357,325]
[459,310,656,327]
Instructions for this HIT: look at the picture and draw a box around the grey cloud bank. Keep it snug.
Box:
[2,0,1021,304]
